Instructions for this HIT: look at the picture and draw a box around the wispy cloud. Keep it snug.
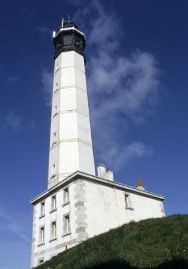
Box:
[99,142,153,169]
[5,111,23,131]
[4,111,36,132]
[40,69,53,106]
[0,208,30,243]
[42,1,162,171]
[72,1,161,170]
[6,75,20,83]
[37,25,52,35]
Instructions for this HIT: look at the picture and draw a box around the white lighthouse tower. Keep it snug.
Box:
[31,20,165,267]
[48,20,95,189]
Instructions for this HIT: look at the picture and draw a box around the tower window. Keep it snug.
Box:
[52,132,57,147]
[63,214,70,235]
[63,34,72,46]
[51,163,56,178]
[40,201,45,217]
[39,226,45,244]
[63,187,69,205]
[51,221,57,240]
[53,105,58,118]
[55,63,59,72]
[51,195,56,211]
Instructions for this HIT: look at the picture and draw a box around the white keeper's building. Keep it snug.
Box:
[31,20,165,268]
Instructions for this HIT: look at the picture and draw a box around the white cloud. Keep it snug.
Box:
[5,111,23,131]
[40,69,53,106]
[41,1,161,171]
[6,75,20,83]
[0,208,30,243]
[37,25,52,35]
[99,142,153,170]
[4,111,36,132]
[73,1,161,170]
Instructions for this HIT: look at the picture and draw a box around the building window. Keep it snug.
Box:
[51,221,57,240]
[63,214,70,235]
[52,132,57,147]
[38,258,44,265]
[50,163,57,179]
[51,195,56,211]
[40,201,45,217]
[39,226,45,244]
[55,63,59,72]
[52,163,56,173]
[63,187,69,205]
[125,193,133,210]
[53,105,58,118]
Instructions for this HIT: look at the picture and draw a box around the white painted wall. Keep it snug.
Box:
[31,176,165,267]
[84,180,165,238]
[48,51,95,189]
[31,181,77,268]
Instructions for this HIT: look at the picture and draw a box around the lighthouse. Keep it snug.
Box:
[48,20,95,189]
[31,20,165,267]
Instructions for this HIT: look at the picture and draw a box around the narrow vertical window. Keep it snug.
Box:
[125,193,133,210]
[51,195,56,211]
[63,187,69,205]
[40,201,45,217]
[52,132,57,147]
[63,214,70,235]
[125,194,129,208]
[53,105,58,118]
[51,221,56,240]
[51,163,56,179]
[52,163,56,173]
[55,63,59,72]
[39,226,45,244]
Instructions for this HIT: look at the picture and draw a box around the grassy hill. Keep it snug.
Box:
[36,215,188,269]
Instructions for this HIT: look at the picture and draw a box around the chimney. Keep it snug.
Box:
[137,177,145,191]
[97,164,114,181]
[105,170,114,181]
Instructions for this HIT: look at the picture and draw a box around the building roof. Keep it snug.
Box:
[31,171,165,204]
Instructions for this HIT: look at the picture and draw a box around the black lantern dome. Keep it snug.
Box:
[53,20,86,59]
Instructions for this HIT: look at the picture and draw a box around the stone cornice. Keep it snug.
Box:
[31,171,165,205]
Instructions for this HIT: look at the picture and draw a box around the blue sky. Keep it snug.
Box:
[0,0,188,268]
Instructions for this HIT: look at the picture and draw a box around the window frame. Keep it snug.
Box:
[63,187,69,205]
[40,201,45,218]
[63,214,71,236]
[50,220,57,241]
[124,193,133,210]
[50,194,57,212]
[39,226,45,245]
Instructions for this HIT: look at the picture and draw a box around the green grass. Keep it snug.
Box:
[36,215,188,269]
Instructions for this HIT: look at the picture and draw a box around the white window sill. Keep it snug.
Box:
[62,201,70,207]
[38,242,45,247]
[53,112,58,118]
[51,141,57,147]
[49,237,57,243]
[50,209,57,213]
[53,88,59,94]
[62,232,71,237]
[50,174,57,179]
[125,207,134,211]
[39,215,45,219]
